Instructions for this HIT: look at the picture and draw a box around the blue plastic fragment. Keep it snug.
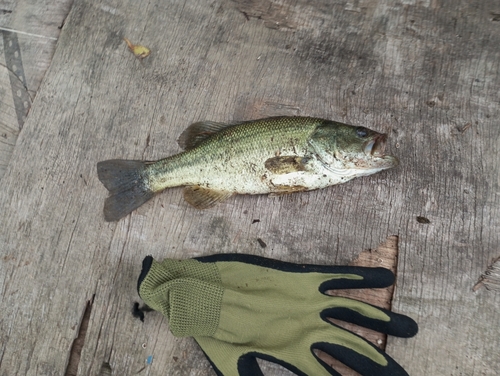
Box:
[146,355,153,365]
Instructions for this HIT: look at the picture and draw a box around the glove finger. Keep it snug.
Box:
[239,353,299,376]
[321,302,418,338]
[319,266,395,291]
[313,341,410,376]
[197,337,340,376]
[195,254,395,289]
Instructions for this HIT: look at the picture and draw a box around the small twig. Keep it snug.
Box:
[460,122,472,134]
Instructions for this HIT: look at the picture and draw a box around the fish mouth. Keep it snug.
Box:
[364,134,388,157]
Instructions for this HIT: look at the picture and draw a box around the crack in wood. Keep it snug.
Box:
[99,362,112,376]
[232,0,298,30]
[473,256,500,292]
[65,295,94,376]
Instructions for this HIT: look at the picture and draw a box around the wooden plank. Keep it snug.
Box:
[0,55,19,177]
[0,0,73,179]
[0,0,499,375]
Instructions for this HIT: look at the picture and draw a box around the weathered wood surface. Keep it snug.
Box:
[0,0,73,178]
[0,0,499,375]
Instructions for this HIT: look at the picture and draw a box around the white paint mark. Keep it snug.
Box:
[399,0,430,5]
[100,4,120,15]
[0,27,58,40]
[345,3,361,12]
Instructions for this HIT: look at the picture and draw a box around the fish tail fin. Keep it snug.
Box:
[97,160,155,221]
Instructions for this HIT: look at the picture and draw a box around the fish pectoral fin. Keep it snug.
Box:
[183,186,233,209]
[264,156,310,174]
[177,121,233,150]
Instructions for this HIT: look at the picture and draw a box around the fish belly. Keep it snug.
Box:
[184,156,353,195]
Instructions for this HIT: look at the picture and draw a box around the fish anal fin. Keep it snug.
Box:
[264,156,310,174]
[269,185,309,196]
[183,186,233,209]
[177,121,232,150]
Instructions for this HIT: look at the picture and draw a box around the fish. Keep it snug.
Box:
[97,116,398,221]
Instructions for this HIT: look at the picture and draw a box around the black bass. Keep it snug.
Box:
[97,116,398,221]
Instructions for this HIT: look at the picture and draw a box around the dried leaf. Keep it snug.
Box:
[416,216,431,224]
[123,37,151,59]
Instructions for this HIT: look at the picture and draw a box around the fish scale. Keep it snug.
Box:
[147,117,320,192]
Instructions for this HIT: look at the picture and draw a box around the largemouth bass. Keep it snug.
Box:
[97,116,398,221]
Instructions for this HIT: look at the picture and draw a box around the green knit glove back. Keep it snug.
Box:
[137,254,418,376]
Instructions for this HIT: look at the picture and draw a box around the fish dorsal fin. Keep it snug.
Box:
[183,186,233,209]
[177,121,233,150]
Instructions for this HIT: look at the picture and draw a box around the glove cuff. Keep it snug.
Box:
[138,256,224,337]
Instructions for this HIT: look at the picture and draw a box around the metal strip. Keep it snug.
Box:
[2,30,31,129]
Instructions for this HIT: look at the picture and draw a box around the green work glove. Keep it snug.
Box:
[137,254,417,376]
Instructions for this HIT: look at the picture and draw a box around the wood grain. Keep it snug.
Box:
[0,0,499,375]
[0,0,73,179]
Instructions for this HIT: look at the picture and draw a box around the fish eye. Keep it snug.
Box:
[356,127,368,138]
